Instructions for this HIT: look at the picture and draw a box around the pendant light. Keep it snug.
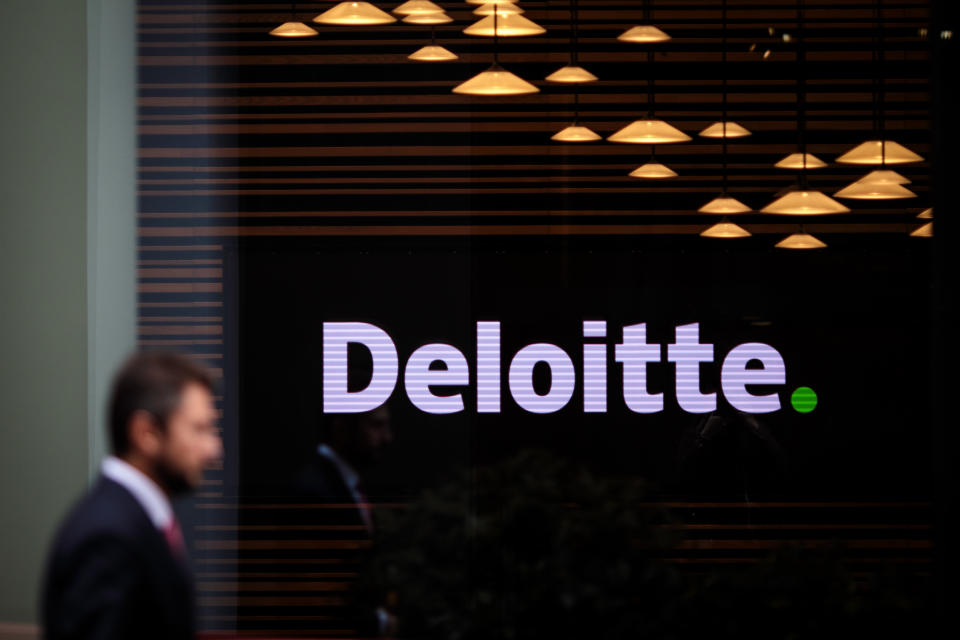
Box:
[837,1,923,165]
[546,0,598,83]
[855,169,911,184]
[834,180,916,199]
[410,45,458,60]
[776,230,827,249]
[314,2,396,25]
[402,12,452,25]
[464,12,545,37]
[764,0,847,217]
[270,2,319,37]
[699,3,751,140]
[618,1,670,43]
[608,5,677,141]
[699,0,751,217]
[474,2,524,16]
[701,220,752,238]
[610,1,687,178]
[917,207,933,219]
[552,125,602,142]
[552,89,601,142]
[455,8,539,95]
[910,222,932,237]
[393,0,445,15]
[775,152,827,169]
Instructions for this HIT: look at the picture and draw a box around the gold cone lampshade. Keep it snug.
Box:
[393,0,445,15]
[701,221,752,238]
[545,65,598,83]
[464,13,545,37]
[699,195,751,214]
[452,63,539,95]
[408,45,458,61]
[834,180,917,199]
[314,2,397,25]
[855,169,911,185]
[270,21,319,37]
[776,232,827,249]
[402,12,452,24]
[917,208,933,219]
[473,2,524,15]
[629,162,677,179]
[836,140,924,165]
[608,119,691,144]
[774,152,827,169]
[552,124,602,142]
[761,189,850,214]
[618,25,671,43]
[699,121,751,138]
[910,222,933,237]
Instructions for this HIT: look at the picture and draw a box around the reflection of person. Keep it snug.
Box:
[42,352,222,640]
[296,404,395,635]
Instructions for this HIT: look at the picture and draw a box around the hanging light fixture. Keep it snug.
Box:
[618,25,671,43]
[855,168,911,184]
[474,2,524,16]
[917,207,933,219]
[453,63,539,94]
[464,12,546,36]
[699,196,751,214]
[402,12,452,24]
[699,121,751,138]
[546,0,598,84]
[836,1,923,166]
[910,222,932,237]
[455,8,539,95]
[618,1,670,42]
[552,82,600,142]
[834,179,916,199]
[699,10,752,141]
[270,2,319,37]
[698,0,751,221]
[762,0,846,217]
[314,2,396,25]
[608,119,690,143]
[409,44,458,60]
[630,160,678,178]
[552,125,602,142]
[835,139,924,164]
[546,66,598,82]
[609,0,688,156]
[774,152,827,169]
[393,0,445,15]
[762,189,850,214]
[776,230,827,249]
[701,220,752,238]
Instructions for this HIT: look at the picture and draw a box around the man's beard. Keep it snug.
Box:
[155,454,193,496]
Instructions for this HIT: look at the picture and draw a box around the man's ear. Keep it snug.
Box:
[128,409,163,458]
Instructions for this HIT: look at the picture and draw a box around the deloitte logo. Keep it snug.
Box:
[322,321,817,415]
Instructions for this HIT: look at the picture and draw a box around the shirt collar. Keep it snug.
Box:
[101,456,174,530]
[317,443,359,492]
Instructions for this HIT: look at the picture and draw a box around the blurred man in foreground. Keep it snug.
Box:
[42,352,222,640]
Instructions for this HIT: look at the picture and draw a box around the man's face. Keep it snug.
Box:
[156,382,222,494]
[336,405,393,468]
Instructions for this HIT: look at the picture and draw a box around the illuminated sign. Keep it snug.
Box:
[323,321,808,415]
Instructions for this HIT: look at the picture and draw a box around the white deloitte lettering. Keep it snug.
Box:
[321,321,788,415]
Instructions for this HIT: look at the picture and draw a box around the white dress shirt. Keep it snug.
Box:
[101,456,174,531]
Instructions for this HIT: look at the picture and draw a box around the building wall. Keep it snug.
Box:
[0,0,135,632]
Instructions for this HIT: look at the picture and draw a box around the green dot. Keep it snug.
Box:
[791,387,818,413]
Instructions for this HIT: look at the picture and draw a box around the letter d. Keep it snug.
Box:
[323,322,398,413]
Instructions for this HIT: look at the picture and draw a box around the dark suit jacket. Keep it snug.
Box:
[42,476,194,640]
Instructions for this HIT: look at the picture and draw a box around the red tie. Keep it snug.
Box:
[163,516,186,557]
